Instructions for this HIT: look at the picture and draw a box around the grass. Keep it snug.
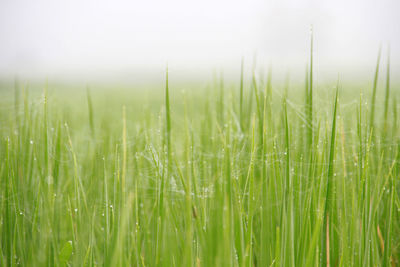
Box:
[1,53,400,266]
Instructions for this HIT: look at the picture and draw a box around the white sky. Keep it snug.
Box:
[0,0,399,81]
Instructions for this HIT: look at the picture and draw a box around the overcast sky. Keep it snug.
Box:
[0,0,399,81]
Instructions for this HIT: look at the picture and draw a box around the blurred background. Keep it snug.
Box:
[0,0,399,84]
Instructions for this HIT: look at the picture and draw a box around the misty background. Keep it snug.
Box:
[0,0,399,84]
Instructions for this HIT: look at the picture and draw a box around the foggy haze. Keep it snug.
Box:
[0,0,399,82]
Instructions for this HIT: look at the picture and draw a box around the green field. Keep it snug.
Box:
[1,55,399,266]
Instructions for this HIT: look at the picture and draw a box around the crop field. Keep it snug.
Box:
[1,52,399,266]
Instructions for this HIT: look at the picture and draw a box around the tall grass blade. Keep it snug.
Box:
[369,47,381,132]
[322,85,338,266]
[383,46,390,136]
[86,86,95,137]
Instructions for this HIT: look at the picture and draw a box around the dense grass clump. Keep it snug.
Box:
[1,60,400,266]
